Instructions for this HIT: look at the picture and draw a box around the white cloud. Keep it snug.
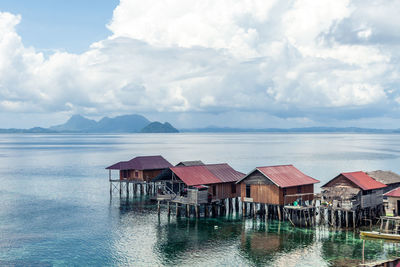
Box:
[1,0,400,128]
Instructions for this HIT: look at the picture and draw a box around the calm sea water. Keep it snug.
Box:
[1,133,400,266]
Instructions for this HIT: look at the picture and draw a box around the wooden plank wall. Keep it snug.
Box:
[209,183,240,200]
[250,184,280,205]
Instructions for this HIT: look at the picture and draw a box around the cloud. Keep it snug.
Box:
[1,0,400,128]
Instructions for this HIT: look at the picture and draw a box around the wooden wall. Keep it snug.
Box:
[119,169,163,181]
[324,174,358,189]
[208,182,240,200]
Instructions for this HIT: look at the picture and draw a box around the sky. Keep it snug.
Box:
[0,0,400,129]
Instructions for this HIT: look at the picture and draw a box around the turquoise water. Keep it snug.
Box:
[1,133,400,266]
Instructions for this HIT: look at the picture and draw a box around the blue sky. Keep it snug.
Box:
[0,0,118,54]
[0,0,400,129]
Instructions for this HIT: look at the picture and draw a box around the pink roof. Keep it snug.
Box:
[385,187,400,197]
[170,164,245,186]
[106,155,172,170]
[239,165,319,188]
[339,171,387,190]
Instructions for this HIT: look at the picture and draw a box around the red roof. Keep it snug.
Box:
[339,171,387,191]
[238,165,319,188]
[385,187,400,197]
[106,155,172,170]
[170,163,245,186]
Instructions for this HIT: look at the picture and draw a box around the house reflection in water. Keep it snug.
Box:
[239,222,315,266]
[153,217,243,266]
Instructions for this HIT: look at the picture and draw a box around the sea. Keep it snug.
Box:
[1,133,400,266]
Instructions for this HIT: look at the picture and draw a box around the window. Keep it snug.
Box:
[297,186,301,194]
[246,185,251,198]
[283,188,287,195]
[135,171,139,178]
[212,185,216,196]
[231,184,236,194]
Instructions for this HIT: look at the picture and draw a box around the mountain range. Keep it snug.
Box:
[1,114,400,134]
[0,114,179,133]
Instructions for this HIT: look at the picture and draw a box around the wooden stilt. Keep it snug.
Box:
[205,204,209,217]
[277,205,281,221]
[195,205,199,218]
[265,204,269,221]
[253,203,257,219]
[167,201,171,216]
[353,211,356,229]
[119,182,122,197]
[157,201,161,215]
[126,182,129,198]
[235,197,239,212]
[176,203,180,217]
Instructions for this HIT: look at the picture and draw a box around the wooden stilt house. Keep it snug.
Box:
[153,163,245,204]
[384,187,400,216]
[236,165,319,206]
[321,171,387,210]
[106,155,172,182]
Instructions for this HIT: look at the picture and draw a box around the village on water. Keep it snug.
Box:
[106,155,400,238]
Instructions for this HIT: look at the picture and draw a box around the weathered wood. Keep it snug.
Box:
[176,203,180,217]
[157,201,161,215]
[353,211,356,228]
[195,205,199,218]
[277,205,281,221]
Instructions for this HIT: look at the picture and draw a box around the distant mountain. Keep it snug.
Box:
[0,114,178,133]
[50,115,97,132]
[0,127,56,133]
[95,114,150,133]
[141,122,179,133]
[48,114,150,133]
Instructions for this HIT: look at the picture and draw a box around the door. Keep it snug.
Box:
[397,200,400,216]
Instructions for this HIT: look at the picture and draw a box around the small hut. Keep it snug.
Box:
[175,161,204,167]
[366,170,400,193]
[384,187,400,216]
[106,155,172,182]
[236,165,319,206]
[321,171,387,210]
[153,163,245,204]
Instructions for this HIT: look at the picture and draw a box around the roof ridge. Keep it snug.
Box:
[257,164,294,168]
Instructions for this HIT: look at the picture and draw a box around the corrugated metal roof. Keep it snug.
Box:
[171,165,220,186]
[340,171,387,191]
[384,187,400,197]
[206,164,245,183]
[170,163,245,186]
[175,161,205,167]
[106,155,172,170]
[237,164,319,188]
[366,170,400,185]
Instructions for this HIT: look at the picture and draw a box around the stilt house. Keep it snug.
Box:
[384,187,400,216]
[153,163,245,204]
[321,171,387,210]
[236,165,319,206]
[106,155,172,182]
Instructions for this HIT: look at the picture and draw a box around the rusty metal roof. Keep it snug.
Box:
[106,155,172,170]
[384,187,400,197]
[237,164,319,188]
[170,163,245,186]
[340,171,387,191]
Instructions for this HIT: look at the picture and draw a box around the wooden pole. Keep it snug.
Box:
[235,197,239,212]
[195,205,199,218]
[167,201,171,216]
[126,181,129,198]
[176,203,180,217]
[353,211,356,229]
[242,201,246,217]
[253,203,257,219]
[277,206,281,221]
[157,201,161,215]
[186,204,190,217]
[265,204,269,221]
